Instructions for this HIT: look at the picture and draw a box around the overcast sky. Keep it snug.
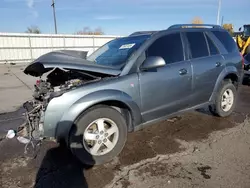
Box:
[1,0,249,35]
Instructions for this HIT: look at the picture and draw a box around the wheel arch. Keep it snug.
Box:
[224,72,239,87]
[55,89,142,143]
[209,68,240,102]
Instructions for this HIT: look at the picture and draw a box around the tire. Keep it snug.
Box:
[69,105,127,166]
[209,80,237,117]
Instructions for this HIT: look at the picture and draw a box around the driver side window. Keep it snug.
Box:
[146,33,184,64]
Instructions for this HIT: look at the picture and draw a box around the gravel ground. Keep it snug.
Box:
[0,63,36,113]
[105,117,250,188]
[1,109,249,188]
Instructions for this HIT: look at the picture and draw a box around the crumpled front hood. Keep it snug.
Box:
[24,50,121,77]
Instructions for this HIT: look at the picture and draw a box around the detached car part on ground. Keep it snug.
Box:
[13,24,243,166]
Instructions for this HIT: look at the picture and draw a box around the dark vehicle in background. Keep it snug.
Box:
[243,53,250,72]
[243,53,250,84]
[18,24,243,166]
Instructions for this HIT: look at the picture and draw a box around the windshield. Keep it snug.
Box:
[244,25,250,36]
[87,34,150,69]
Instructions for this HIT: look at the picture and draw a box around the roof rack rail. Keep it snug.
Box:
[168,24,222,29]
[129,31,157,36]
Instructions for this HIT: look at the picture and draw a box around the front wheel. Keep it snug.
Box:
[69,105,127,165]
[209,80,237,117]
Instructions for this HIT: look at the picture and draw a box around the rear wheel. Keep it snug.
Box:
[209,80,237,117]
[69,105,127,165]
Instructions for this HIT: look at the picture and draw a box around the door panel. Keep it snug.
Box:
[184,31,225,106]
[139,61,192,122]
[190,55,225,105]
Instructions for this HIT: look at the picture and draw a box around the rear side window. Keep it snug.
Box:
[146,33,184,64]
[211,31,238,53]
[186,32,209,59]
[205,34,220,55]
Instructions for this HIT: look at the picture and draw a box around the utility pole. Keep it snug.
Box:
[216,0,222,25]
[51,0,58,34]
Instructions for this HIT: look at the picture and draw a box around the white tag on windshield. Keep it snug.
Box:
[119,43,135,49]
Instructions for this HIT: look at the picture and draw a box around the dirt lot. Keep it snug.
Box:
[0,64,250,188]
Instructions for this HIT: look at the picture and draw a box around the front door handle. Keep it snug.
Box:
[179,68,187,75]
[216,62,222,67]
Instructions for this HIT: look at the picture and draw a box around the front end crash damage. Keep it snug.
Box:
[8,50,121,156]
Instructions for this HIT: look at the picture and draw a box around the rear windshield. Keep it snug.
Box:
[87,35,150,69]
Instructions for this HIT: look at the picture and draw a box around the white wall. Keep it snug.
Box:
[0,33,122,64]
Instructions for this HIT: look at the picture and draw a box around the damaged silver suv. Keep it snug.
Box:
[18,24,243,165]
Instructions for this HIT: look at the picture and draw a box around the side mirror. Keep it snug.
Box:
[239,27,242,31]
[141,56,166,70]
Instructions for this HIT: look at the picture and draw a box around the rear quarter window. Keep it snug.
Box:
[211,30,238,53]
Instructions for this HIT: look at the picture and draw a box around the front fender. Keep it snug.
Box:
[55,89,142,141]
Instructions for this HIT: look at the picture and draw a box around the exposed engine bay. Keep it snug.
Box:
[15,68,106,156]
[5,50,121,157]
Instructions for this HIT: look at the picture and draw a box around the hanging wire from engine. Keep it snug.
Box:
[18,103,43,158]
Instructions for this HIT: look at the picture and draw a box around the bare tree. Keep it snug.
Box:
[76,27,104,35]
[26,25,41,34]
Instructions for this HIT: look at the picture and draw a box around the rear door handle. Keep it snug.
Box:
[179,68,187,75]
[216,62,222,67]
